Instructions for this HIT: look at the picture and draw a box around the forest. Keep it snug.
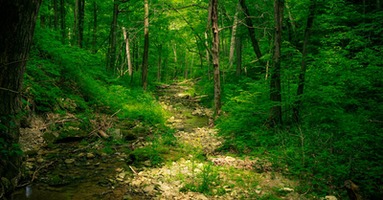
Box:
[0,0,382,199]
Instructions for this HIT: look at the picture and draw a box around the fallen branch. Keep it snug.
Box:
[129,165,138,174]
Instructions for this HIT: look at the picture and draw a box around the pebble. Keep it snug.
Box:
[64,159,75,164]
[86,153,95,159]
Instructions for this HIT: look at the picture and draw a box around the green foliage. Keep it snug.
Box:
[0,139,23,157]
[26,28,166,126]
[180,163,219,195]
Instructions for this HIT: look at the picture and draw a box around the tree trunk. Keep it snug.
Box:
[73,0,78,45]
[239,0,264,75]
[211,0,221,117]
[157,45,162,82]
[268,0,284,127]
[236,35,242,76]
[122,27,133,77]
[285,2,296,43]
[92,0,98,53]
[60,0,66,44]
[0,0,41,194]
[172,43,178,79]
[229,4,240,69]
[293,0,316,123]
[142,0,149,90]
[53,0,59,30]
[76,0,85,48]
[107,0,119,71]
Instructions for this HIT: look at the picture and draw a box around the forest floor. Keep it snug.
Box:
[15,80,305,200]
[124,80,302,200]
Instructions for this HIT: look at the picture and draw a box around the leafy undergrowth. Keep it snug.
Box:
[25,28,165,128]
[195,74,383,199]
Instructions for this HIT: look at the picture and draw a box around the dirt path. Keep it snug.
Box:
[127,80,302,200]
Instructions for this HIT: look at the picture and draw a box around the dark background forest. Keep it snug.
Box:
[0,0,382,199]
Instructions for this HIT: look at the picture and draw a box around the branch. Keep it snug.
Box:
[0,87,19,94]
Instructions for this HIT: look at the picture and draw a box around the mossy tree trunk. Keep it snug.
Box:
[0,0,41,195]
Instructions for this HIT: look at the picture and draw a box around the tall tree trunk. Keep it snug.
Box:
[172,43,178,79]
[205,0,212,79]
[0,0,41,194]
[239,0,264,75]
[107,0,119,71]
[293,0,316,123]
[60,0,66,44]
[229,4,240,69]
[157,45,162,82]
[76,0,85,48]
[92,0,98,53]
[268,0,284,127]
[235,35,242,76]
[73,0,78,45]
[142,0,149,90]
[211,0,221,117]
[122,27,133,76]
[53,0,59,30]
[285,2,296,42]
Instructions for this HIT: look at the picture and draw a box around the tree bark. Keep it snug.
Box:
[142,0,150,90]
[92,0,98,53]
[122,27,133,77]
[107,0,119,71]
[53,0,59,30]
[236,35,242,76]
[268,0,284,127]
[60,0,66,44]
[0,0,41,194]
[229,4,240,69]
[293,0,316,123]
[157,45,162,82]
[239,0,264,75]
[76,0,85,48]
[211,0,221,117]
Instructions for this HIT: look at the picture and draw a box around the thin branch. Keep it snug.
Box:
[0,87,19,94]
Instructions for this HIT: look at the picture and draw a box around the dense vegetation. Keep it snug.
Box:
[1,0,382,199]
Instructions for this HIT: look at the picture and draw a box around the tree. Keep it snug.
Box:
[0,0,41,195]
[142,0,150,90]
[292,0,316,123]
[92,0,98,52]
[211,0,221,117]
[122,27,133,76]
[239,0,264,75]
[268,0,283,127]
[106,0,119,71]
[60,0,66,44]
[228,4,240,69]
[77,0,85,48]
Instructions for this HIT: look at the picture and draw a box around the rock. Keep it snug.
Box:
[110,128,122,140]
[324,196,337,200]
[118,172,126,179]
[64,159,75,164]
[143,185,156,194]
[86,153,95,159]
[143,160,152,167]
[280,187,294,192]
